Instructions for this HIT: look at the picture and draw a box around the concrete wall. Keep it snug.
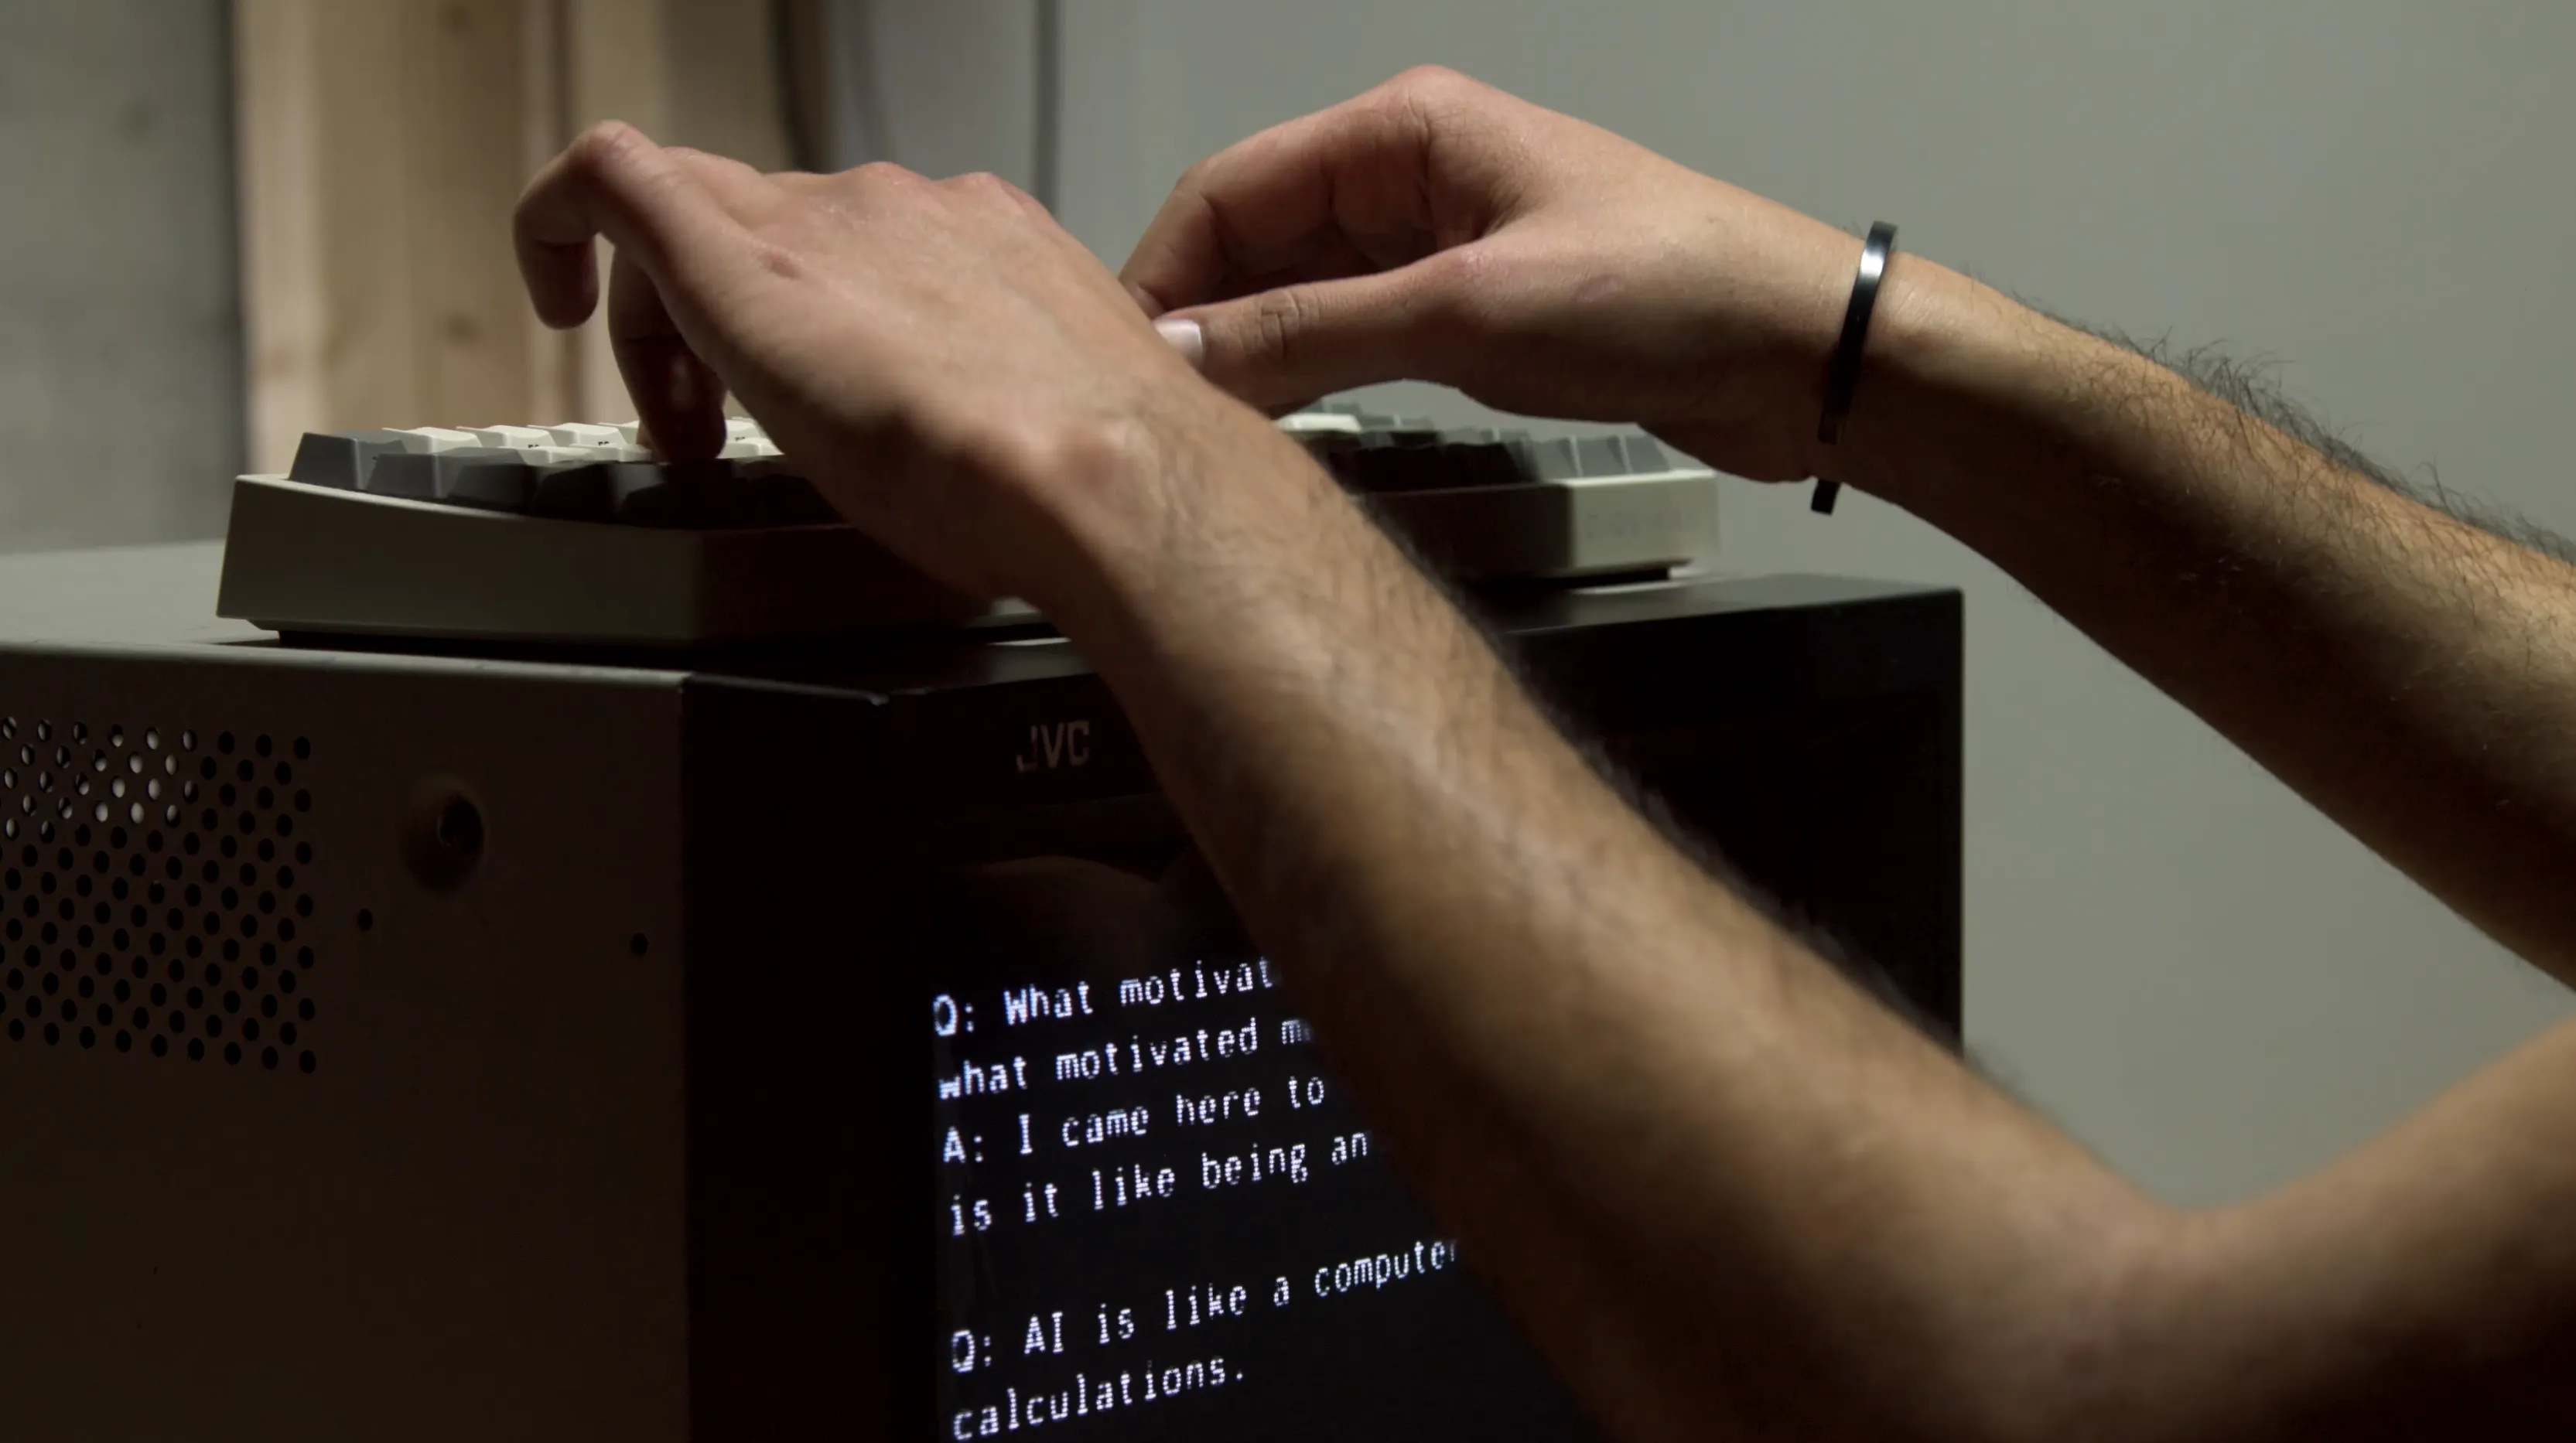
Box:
[0,1,241,554]
[855,0,2576,1206]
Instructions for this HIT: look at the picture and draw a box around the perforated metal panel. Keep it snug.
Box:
[0,715,320,1071]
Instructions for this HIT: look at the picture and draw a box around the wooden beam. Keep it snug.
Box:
[234,0,790,469]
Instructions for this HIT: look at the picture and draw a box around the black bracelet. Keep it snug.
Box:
[1809,220,1897,515]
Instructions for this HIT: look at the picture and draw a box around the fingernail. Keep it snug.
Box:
[1154,317,1205,370]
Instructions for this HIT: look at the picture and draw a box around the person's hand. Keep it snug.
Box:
[1121,67,1864,481]
[514,123,1225,606]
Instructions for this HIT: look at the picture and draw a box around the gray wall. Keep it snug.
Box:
[0,1,241,554]
[855,0,2576,1206]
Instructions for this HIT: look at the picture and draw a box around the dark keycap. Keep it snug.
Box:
[439,452,543,512]
[1509,438,1583,481]
[360,450,442,500]
[610,460,764,529]
[287,430,412,490]
[741,469,842,527]
[527,461,668,523]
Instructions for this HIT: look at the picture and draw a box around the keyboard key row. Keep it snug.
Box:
[278,411,1676,530]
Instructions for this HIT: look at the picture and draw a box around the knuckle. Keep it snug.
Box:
[1412,250,1500,344]
[1389,63,1471,101]
[852,159,919,187]
[1245,286,1324,362]
[949,169,1024,205]
[568,119,645,174]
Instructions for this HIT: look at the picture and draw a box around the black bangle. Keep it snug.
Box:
[1809,220,1897,515]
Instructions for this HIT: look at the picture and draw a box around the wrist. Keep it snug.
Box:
[1804,256,2120,514]
[1012,391,1329,646]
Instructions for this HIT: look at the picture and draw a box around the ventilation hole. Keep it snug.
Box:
[5,1020,17,1042]
[223,1042,240,1065]
[630,933,649,957]
[355,909,372,932]
[296,947,312,967]
[77,1026,93,1049]
[280,1022,297,1045]
[217,733,234,755]
[296,895,313,918]
[236,761,252,784]
[278,971,296,994]
[150,1034,166,1057]
[43,1022,56,1045]
[298,998,314,1022]
[114,1030,130,1052]
[186,1039,202,1061]
[259,993,275,1016]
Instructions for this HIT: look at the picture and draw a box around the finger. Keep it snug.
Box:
[513,121,737,331]
[607,246,726,460]
[1160,258,1464,410]
[1122,73,1481,316]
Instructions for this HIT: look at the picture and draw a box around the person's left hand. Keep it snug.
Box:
[514,122,1235,607]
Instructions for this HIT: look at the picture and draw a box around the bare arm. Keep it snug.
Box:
[510,84,2576,1443]
[1839,275,2576,975]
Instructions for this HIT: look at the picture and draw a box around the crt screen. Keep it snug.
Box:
[927,846,1596,1442]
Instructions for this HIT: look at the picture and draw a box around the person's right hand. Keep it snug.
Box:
[1121,67,1868,481]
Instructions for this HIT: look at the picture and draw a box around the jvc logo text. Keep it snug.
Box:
[1014,719,1091,773]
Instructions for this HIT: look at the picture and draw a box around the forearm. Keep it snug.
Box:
[1046,404,2175,1441]
[1832,262,2576,973]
